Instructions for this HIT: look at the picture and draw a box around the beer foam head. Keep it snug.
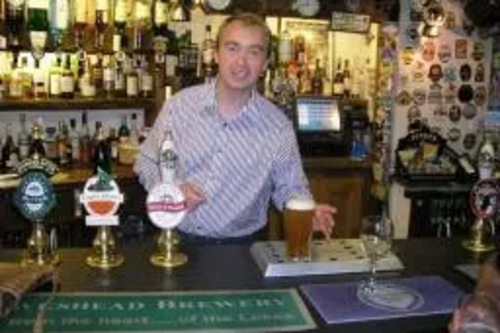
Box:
[286,197,315,211]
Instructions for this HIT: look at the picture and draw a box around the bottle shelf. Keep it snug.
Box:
[0,97,157,112]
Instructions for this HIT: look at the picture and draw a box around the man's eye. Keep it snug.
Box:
[226,44,238,52]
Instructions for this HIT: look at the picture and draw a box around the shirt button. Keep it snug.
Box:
[222,122,228,128]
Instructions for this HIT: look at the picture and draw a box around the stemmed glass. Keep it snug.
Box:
[359,215,393,294]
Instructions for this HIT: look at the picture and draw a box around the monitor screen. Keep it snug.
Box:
[296,97,341,132]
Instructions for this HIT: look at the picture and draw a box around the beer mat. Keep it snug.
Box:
[250,240,404,277]
[300,276,464,324]
[0,289,316,332]
[454,264,479,281]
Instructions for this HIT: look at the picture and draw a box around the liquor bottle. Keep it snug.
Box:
[114,59,126,98]
[56,121,69,166]
[278,29,292,65]
[29,122,46,157]
[1,123,19,171]
[102,54,115,98]
[332,60,344,97]
[201,24,217,82]
[351,57,361,99]
[5,0,24,53]
[49,55,62,98]
[79,111,91,166]
[18,113,30,160]
[139,55,153,98]
[118,114,130,143]
[311,59,323,96]
[125,56,138,97]
[19,56,33,99]
[0,0,6,50]
[27,0,49,63]
[95,0,110,49]
[92,54,104,94]
[92,121,111,175]
[130,112,140,145]
[69,118,80,163]
[108,127,118,161]
[113,0,128,49]
[49,0,70,49]
[73,0,88,48]
[133,0,152,51]
[44,125,57,161]
[153,0,168,37]
[61,54,75,99]
[8,58,23,99]
[343,59,351,98]
[177,30,198,87]
[32,64,47,99]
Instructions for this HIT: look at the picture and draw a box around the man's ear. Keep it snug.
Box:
[261,58,270,76]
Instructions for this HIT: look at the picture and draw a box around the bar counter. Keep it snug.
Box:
[0,237,482,332]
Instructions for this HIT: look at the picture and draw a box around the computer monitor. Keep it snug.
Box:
[296,97,342,133]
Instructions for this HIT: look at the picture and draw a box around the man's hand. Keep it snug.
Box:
[312,204,337,239]
[179,182,206,212]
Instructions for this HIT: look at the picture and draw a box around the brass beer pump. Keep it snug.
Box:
[86,226,124,269]
[462,179,497,253]
[148,131,188,268]
[14,150,60,266]
[81,168,125,269]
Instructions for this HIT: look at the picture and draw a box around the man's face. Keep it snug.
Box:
[215,21,268,92]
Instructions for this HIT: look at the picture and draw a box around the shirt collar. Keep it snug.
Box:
[201,77,260,123]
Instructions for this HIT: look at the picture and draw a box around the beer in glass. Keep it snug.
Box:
[284,197,315,261]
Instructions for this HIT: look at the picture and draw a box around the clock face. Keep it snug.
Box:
[293,0,321,17]
[204,0,232,11]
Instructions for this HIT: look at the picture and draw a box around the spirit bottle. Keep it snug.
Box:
[343,59,351,98]
[114,0,128,49]
[29,122,46,157]
[139,55,153,98]
[95,0,110,50]
[130,112,140,145]
[73,0,88,49]
[5,0,24,54]
[118,114,130,143]
[49,55,62,98]
[92,121,111,175]
[125,56,138,97]
[92,54,104,94]
[332,60,344,97]
[102,54,115,98]
[79,111,91,166]
[0,0,6,50]
[201,24,217,82]
[19,56,33,99]
[1,123,19,171]
[114,59,126,97]
[177,30,198,87]
[153,0,168,37]
[108,127,118,161]
[60,54,75,99]
[27,0,49,63]
[56,121,69,166]
[8,58,23,99]
[69,118,80,163]
[49,0,70,49]
[32,63,47,99]
[311,59,323,96]
[18,113,30,160]
[133,0,152,51]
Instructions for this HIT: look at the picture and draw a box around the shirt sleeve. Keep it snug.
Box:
[133,101,172,192]
[270,124,312,211]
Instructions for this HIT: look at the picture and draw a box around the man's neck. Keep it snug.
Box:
[217,83,253,119]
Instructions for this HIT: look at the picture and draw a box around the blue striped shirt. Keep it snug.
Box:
[134,80,311,238]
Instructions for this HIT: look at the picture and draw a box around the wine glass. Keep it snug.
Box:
[359,215,393,294]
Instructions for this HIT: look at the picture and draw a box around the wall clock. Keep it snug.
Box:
[203,0,232,11]
[292,0,321,17]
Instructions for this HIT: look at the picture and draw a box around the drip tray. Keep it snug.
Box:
[250,239,404,278]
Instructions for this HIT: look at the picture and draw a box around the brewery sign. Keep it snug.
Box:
[14,171,56,222]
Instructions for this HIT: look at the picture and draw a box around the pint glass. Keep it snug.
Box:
[284,197,315,262]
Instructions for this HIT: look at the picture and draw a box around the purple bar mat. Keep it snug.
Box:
[300,276,464,324]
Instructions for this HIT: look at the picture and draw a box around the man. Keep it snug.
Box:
[135,13,335,243]
[449,253,500,332]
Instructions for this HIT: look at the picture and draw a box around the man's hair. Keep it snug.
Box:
[216,13,272,59]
